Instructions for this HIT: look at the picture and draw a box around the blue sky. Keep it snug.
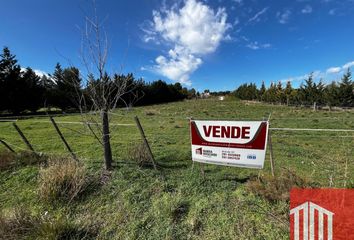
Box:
[1,0,354,91]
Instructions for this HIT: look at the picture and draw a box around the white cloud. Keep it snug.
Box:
[279,71,322,83]
[329,9,336,15]
[248,7,269,23]
[343,61,354,69]
[21,68,48,77]
[277,10,291,24]
[326,67,341,74]
[233,17,240,26]
[151,0,230,55]
[144,0,231,85]
[278,73,309,83]
[141,27,160,44]
[154,46,202,85]
[34,69,49,77]
[301,5,313,14]
[246,41,271,50]
[278,60,354,84]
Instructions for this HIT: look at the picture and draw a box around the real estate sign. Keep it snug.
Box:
[190,120,269,169]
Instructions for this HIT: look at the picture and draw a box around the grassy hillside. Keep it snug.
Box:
[0,98,353,239]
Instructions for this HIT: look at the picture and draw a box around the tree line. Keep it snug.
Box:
[234,71,354,108]
[0,47,197,114]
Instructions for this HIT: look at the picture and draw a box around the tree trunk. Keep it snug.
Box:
[102,109,113,170]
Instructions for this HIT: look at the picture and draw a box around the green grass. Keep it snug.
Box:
[0,97,353,239]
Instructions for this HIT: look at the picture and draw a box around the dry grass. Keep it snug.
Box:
[0,151,16,170]
[0,208,40,239]
[246,169,315,201]
[0,150,44,171]
[144,109,160,116]
[128,142,152,168]
[38,157,94,203]
[0,207,98,240]
[16,151,45,165]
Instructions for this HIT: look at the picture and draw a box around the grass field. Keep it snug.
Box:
[0,97,353,239]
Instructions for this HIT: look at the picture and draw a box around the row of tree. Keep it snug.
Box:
[234,71,354,108]
[0,47,197,114]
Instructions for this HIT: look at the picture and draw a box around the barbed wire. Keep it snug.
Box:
[271,135,354,139]
[270,127,354,132]
[1,115,353,125]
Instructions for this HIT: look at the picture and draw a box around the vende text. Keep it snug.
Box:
[203,126,251,139]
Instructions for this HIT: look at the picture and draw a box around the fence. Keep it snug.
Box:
[0,111,353,187]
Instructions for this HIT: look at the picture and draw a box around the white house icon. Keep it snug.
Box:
[290,201,334,240]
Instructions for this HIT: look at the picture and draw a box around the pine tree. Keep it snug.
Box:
[0,47,22,113]
[300,73,317,105]
[314,79,325,105]
[338,69,353,107]
[0,47,20,74]
[324,81,339,110]
[52,63,64,84]
[22,67,44,112]
[284,81,293,105]
[259,81,266,101]
[40,75,56,109]
[51,64,82,111]
[276,81,285,104]
[264,82,277,103]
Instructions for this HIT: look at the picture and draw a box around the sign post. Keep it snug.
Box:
[190,120,269,169]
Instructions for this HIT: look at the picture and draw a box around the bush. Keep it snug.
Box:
[246,169,315,201]
[38,157,94,203]
[145,109,159,116]
[128,142,152,168]
[0,208,40,239]
[0,207,97,239]
[0,150,45,171]
[0,150,16,170]
[17,151,46,166]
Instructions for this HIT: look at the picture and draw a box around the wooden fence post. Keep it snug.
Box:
[49,116,78,161]
[0,139,15,153]
[266,113,275,177]
[268,129,275,177]
[134,116,158,171]
[12,122,37,155]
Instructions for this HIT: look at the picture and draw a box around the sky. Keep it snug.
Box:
[1,0,354,91]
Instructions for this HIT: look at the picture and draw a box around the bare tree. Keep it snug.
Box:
[70,2,140,170]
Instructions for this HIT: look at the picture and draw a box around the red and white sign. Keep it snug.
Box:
[290,188,354,240]
[190,120,269,168]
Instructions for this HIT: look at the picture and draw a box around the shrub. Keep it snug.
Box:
[0,150,16,170]
[128,142,152,168]
[0,150,45,171]
[0,208,40,239]
[0,208,97,239]
[16,151,45,166]
[38,216,98,240]
[246,169,315,201]
[38,157,94,203]
[145,109,159,116]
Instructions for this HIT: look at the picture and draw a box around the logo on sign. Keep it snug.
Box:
[195,147,202,155]
[290,201,334,240]
[290,188,354,240]
[247,154,256,160]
